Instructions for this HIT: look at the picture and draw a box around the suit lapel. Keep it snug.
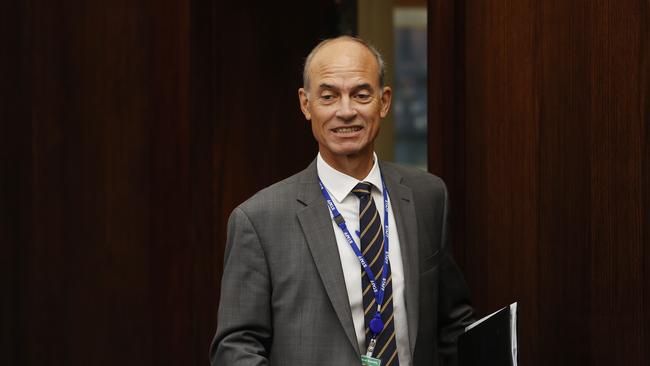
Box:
[295,163,361,355]
[382,164,420,355]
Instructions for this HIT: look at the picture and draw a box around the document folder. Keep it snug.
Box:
[458,302,518,366]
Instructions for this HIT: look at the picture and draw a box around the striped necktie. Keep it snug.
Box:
[352,182,399,366]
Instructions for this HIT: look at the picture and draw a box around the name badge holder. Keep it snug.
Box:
[318,176,391,363]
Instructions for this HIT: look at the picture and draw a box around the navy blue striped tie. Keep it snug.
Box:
[352,182,399,365]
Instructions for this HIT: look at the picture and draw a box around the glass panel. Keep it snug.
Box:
[393,7,427,170]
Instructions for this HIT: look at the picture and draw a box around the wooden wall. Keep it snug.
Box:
[429,0,650,365]
[1,1,338,364]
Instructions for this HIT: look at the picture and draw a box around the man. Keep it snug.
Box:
[211,36,474,366]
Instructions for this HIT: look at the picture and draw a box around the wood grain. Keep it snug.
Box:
[429,0,650,365]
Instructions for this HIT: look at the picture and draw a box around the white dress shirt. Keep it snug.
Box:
[317,153,412,365]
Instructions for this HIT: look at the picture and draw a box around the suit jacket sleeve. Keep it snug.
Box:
[210,207,271,366]
[437,184,475,366]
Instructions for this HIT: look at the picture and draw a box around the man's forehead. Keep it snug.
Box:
[308,41,379,84]
[314,38,372,56]
[311,40,377,65]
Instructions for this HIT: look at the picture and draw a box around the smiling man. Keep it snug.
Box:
[211,36,474,366]
[298,37,389,180]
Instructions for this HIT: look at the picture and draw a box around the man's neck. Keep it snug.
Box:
[320,151,375,180]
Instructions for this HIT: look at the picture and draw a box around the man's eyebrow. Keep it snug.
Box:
[318,83,337,90]
[352,83,375,93]
[317,83,374,91]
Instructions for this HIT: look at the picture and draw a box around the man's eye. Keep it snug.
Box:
[320,94,336,102]
[355,93,371,100]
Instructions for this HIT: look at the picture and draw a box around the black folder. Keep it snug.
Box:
[458,302,518,366]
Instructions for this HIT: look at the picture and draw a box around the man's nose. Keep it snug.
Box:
[335,96,358,121]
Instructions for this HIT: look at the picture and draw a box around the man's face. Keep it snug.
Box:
[299,40,392,165]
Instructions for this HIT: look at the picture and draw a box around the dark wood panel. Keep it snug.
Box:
[537,1,594,363]
[586,1,646,363]
[1,2,32,364]
[5,1,188,364]
[427,0,467,266]
[638,2,650,362]
[188,0,221,362]
[461,1,540,364]
[430,0,650,365]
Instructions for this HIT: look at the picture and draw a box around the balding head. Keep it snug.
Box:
[302,36,385,92]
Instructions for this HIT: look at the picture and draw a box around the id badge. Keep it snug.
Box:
[361,355,381,366]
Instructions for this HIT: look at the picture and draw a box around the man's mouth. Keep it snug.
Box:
[331,126,362,134]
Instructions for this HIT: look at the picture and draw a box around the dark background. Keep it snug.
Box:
[2,0,648,365]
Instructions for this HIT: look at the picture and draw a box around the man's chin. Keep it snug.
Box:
[332,148,373,161]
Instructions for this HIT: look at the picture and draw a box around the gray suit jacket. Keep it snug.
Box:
[211,160,474,365]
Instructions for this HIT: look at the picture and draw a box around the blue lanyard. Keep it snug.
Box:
[318,176,391,337]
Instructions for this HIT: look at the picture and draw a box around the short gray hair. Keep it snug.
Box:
[302,36,386,91]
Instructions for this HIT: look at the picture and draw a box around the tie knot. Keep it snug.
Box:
[352,182,373,198]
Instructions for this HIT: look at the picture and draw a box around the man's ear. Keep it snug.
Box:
[298,88,311,120]
[379,86,392,118]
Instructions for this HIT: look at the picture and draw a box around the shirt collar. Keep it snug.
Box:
[316,152,383,203]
